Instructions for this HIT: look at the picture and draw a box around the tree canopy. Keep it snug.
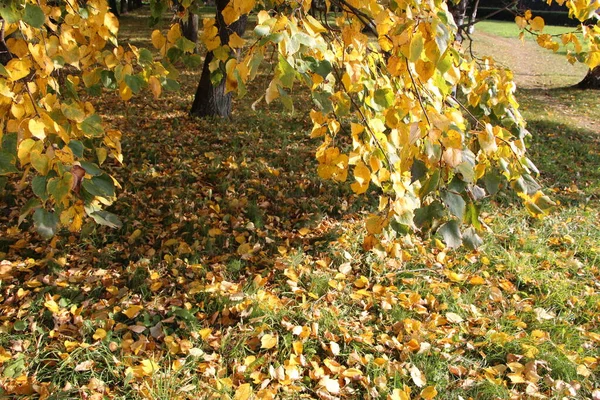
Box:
[0,0,598,250]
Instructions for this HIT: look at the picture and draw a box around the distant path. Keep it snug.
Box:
[470,31,598,134]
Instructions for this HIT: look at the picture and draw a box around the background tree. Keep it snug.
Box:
[189,0,248,117]
[578,66,600,89]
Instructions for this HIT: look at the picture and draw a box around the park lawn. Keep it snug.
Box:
[0,8,599,400]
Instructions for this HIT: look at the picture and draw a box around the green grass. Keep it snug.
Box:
[476,20,580,39]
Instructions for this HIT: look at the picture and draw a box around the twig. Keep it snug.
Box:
[405,62,431,127]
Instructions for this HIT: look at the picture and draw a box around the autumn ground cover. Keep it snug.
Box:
[1,8,599,400]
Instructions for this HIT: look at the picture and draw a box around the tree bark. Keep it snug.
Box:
[108,0,120,17]
[190,0,247,118]
[180,8,199,53]
[448,0,469,41]
[0,19,12,66]
[577,66,600,89]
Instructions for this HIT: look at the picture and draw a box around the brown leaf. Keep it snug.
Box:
[71,165,86,194]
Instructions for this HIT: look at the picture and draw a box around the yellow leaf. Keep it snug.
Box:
[104,12,119,35]
[304,15,326,36]
[141,359,159,374]
[167,24,182,43]
[265,79,279,104]
[234,383,252,400]
[354,275,369,289]
[151,30,166,50]
[293,341,303,355]
[44,299,60,314]
[122,305,143,319]
[261,334,277,349]
[229,32,246,49]
[515,16,527,29]
[128,359,159,378]
[7,59,31,81]
[530,16,545,32]
[119,81,132,101]
[0,347,11,364]
[28,119,46,140]
[415,59,435,82]
[93,328,107,341]
[420,386,437,399]
[391,388,411,400]
[221,4,239,26]
[587,51,600,70]
[298,227,310,236]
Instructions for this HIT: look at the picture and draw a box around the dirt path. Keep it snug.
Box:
[470,31,598,134]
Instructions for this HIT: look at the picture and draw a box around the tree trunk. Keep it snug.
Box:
[0,19,12,66]
[448,0,468,41]
[467,0,479,34]
[190,0,247,118]
[576,66,600,89]
[108,0,120,17]
[120,0,127,14]
[180,9,199,53]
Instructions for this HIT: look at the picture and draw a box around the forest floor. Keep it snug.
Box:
[0,9,599,400]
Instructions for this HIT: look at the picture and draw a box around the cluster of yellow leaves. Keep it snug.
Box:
[197,0,547,250]
[516,3,599,68]
[0,0,188,236]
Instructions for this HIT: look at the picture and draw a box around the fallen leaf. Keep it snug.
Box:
[410,364,427,388]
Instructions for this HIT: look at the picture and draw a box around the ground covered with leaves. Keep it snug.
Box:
[1,9,600,400]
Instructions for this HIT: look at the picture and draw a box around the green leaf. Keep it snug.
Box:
[420,169,440,197]
[47,174,72,205]
[464,202,481,230]
[0,151,17,175]
[23,4,45,28]
[414,201,444,229]
[0,3,21,24]
[13,320,27,331]
[410,159,427,182]
[484,170,502,195]
[80,161,102,176]
[81,114,105,137]
[33,208,59,239]
[254,24,271,37]
[19,198,40,226]
[162,78,180,91]
[1,132,17,154]
[438,220,462,249]
[138,48,154,65]
[61,102,86,123]
[305,57,332,78]
[124,74,145,94]
[455,162,475,183]
[442,191,466,220]
[277,55,296,89]
[409,32,424,62]
[463,227,483,250]
[183,54,203,69]
[101,71,118,89]
[68,140,85,158]
[90,210,122,229]
[82,174,115,198]
[167,46,184,63]
[175,37,197,53]
[32,175,48,200]
[373,88,394,109]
